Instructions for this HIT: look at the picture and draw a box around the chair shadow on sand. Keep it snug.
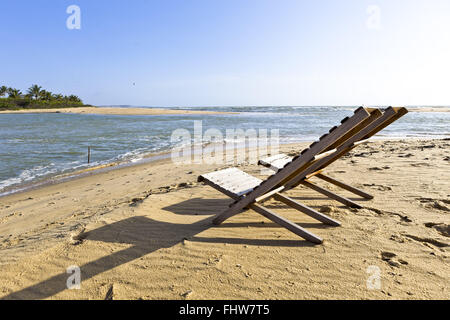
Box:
[3,197,325,300]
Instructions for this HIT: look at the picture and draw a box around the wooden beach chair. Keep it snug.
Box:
[198,107,408,244]
[258,107,408,209]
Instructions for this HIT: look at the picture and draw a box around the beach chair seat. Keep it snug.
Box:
[198,107,408,244]
[200,168,263,199]
[259,154,293,172]
[259,146,348,174]
[199,168,341,244]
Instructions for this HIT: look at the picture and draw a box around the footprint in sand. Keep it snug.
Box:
[417,198,450,212]
[105,285,114,300]
[398,153,413,158]
[354,152,372,158]
[424,223,450,237]
[68,226,87,245]
[129,197,146,206]
[389,234,406,243]
[359,207,412,222]
[380,252,408,268]
[181,290,194,299]
[410,163,431,167]
[420,144,436,150]
[0,212,22,224]
[319,205,343,218]
[363,184,392,191]
[404,234,448,248]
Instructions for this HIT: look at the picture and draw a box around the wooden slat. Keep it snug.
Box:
[258,153,289,165]
[260,149,338,173]
[203,180,240,200]
[354,139,370,146]
[305,170,323,179]
[314,148,337,161]
[274,111,373,189]
[283,107,408,194]
[258,154,293,172]
[249,203,323,244]
[323,108,383,152]
[365,106,404,113]
[300,180,362,209]
[259,155,291,171]
[315,173,373,199]
[361,107,408,139]
[199,168,262,197]
[278,110,382,191]
[273,193,341,226]
[315,107,404,174]
[255,186,284,203]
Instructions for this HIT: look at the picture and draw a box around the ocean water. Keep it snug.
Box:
[0,106,449,195]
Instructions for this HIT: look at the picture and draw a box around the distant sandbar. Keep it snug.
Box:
[407,107,450,113]
[0,107,235,116]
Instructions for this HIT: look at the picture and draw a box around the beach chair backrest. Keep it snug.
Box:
[323,108,384,152]
[310,107,408,175]
[274,108,385,188]
[230,107,372,210]
[283,107,409,189]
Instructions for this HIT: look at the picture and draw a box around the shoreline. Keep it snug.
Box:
[1,106,450,115]
[0,106,236,116]
[0,136,447,199]
[0,148,174,198]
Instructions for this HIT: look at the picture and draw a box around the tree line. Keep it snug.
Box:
[0,84,87,110]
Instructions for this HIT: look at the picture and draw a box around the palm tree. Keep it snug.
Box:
[39,90,53,101]
[0,86,7,97]
[27,84,42,100]
[68,95,82,103]
[53,94,64,100]
[7,88,22,99]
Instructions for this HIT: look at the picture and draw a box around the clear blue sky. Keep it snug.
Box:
[1,0,449,106]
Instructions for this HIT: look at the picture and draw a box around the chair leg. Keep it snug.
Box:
[249,203,323,244]
[300,180,363,209]
[315,173,374,199]
[273,193,341,226]
[213,201,323,244]
[213,205,244,225]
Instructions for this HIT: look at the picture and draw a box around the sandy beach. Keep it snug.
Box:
[0,106,234,116]
[0,138,448,300]
[1,106,449,116]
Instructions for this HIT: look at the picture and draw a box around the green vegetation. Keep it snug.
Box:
[0,84,90,111]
